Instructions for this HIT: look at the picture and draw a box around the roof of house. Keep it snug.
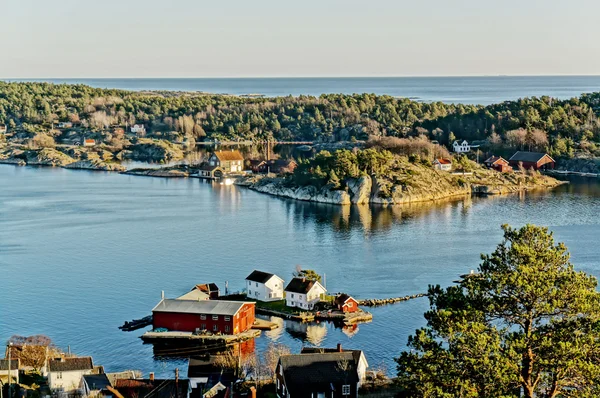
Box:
[83,374,112,390]
[84,139,95,143]
[177,289,210,301]
[509,151,554,163]
[114,379,190,398]
[278,353,359,394]
[300,347,364,366]
[284,278,325,294]
[484,156,508,165]
[212,150,244,161]
[152,299,252,316]
[435,158,452,165]
[198,164,222,172]
[245,270,281,284]
[196,283,219,293]
[0,359,19,371]
[334,293,357,306]
[48,357,94,372]
[453,140,469,145]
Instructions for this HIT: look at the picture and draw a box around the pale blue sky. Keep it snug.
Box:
[1,0,598,77]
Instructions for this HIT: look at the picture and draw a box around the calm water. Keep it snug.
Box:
[5,76,600,105]
[1,166,599,376]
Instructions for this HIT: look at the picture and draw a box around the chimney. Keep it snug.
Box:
[337,343,342,352]
[161,290,165,299]
[149,372,154,381]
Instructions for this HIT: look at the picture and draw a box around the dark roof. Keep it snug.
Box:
[152,299,251,316]
[48,357,94,372]
[300,347,364,365]
[279,353,359,394]
[284,277,322,294]
[212,150,244,161]
[246,270,279,284]
[334,294,357,306]
[196,283,219,293]
[83,374,112,390]
[509,151,554,163]
[114,379,190,398]
[198,164,222,172]
[0,359,19,371]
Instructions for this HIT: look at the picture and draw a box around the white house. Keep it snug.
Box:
[207,150,244,173]
[131,124,146,135]
[453,140,471,153]
[48,357,94,392]
[245,270,284,302]
[284,277,327,310]
[433,158,452,171]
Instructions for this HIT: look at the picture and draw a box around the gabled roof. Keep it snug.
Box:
[0,359,19,371]
[198,164,222,172]
[245,270,282,284]
[196,283,219,293]
[484,156,508,165]
[83,374,112,390]
[177,289,210,301]
[453,140,469,145]
[300,347,365,367]
[48,357,94,372]
[284,278,326,294]
[509,151,554,163]
[278,352,359,395]
[435,158,452,165]
[212,150,244,161]
[334,293,357,306]
[152,299,252,316]
[114,379,190,398]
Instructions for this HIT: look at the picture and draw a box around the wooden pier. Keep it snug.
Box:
[140,329,260,344]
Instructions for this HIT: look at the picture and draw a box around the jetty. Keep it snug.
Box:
[357,293,427,307]
[140,329,260,344]
[119,315,153,331]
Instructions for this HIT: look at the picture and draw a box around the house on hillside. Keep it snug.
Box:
[83,139,96,147]
[276,349,368,398]
[207,150,244,173]
[0,124,7,134]
[453,140,471,153]
[433,158,452,171]
[247,159,266,173]
[81,373,112,397]
[152,299,255,334]
[245,270,285,302]
[284,278,327,310]
[131,124,146,135]
[47,357,94,392]
[484,156,512,172]
[263,159,298,174]
[509,151,555,171]
[334,294,360,313]
[198,164,224,180]
[301,344,369,384]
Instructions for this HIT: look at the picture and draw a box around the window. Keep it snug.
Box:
[255,291,259,297]
[57,372,62,379]
[256,282,258,287]
[225,316,231,321]
[225,325,230,332]
[342,385,351,395]
[200,323,206,330]
[212,315,219,320]
[276,379,279,389]
[213,325,219,332]
[200,314,206,320]
[291,293,294,298]
[249,290,252,295]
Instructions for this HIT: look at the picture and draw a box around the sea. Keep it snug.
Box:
[1,165,599,377]
[4,75,600,105]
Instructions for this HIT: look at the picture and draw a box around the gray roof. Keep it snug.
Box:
[152,299,252,316]
[245,270,281,284]
[509,151,554,163]
[83,374,112,390]
[48,357,93,372]
[279,352,359,395]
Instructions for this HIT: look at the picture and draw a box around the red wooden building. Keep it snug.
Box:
[152,299,255,334]
[484,156,512,172]
[509,151,555,171]
[334,294,360,313]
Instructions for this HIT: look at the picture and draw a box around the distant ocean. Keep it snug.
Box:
[4,76,600,105]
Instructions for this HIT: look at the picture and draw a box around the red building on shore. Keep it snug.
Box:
[152,299,255,334]
[509,151,555,171]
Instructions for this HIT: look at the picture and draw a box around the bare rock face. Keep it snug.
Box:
[27,148,74,167]
[64,160,126,172]
[346,175,372,204]
[250,180,351,205]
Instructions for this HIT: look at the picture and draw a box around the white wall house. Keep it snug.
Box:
[246,270,284,302]
[131,124,146,134]
[433,158,452,171]
[453,140,471,153]
[47,357,94,392]
[284,277,327,310]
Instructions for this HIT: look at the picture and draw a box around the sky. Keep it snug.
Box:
[1,0,599,78]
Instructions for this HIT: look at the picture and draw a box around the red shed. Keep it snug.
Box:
[334,294,359,313]
[509,151,555,171]
[152,299,255,334]
[484,156,512,173]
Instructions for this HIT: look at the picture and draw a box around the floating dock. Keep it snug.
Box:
[140,329,260,344]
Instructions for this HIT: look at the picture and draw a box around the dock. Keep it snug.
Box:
[251,318,279,330]
[119,315,153,331]
[140,329,260,344]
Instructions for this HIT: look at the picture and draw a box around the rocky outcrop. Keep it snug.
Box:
[64,160,126,172]
[124,168,189,178]
[26,148,75,167]
[347,175,371,204]
[127,139,184,162]
[251,179,352,204]
[555,156,600,174]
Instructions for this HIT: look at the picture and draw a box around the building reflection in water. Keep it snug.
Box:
[284,319,328,346]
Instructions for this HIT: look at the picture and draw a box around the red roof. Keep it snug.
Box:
[213,150,244,161]
[436,158,452,165]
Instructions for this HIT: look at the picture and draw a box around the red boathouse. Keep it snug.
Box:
[508,151,555,171]
[334,294,360,313]
[152,299,255,334]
